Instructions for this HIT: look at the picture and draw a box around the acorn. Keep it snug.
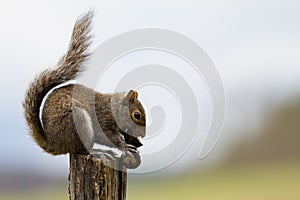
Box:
[121,150,141,169]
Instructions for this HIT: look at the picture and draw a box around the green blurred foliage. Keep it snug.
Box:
[128,163,300,200]
[0,187,68,200]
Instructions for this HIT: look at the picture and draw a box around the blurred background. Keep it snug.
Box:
[1,0,300,199]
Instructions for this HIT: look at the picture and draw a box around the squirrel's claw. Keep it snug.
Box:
[126,144,139,153]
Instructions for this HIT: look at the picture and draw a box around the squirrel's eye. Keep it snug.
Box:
[133,111,141,120]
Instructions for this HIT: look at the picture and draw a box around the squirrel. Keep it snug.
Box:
[23,11,146,169]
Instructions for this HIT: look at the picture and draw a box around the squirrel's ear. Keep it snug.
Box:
[124,90,138,103]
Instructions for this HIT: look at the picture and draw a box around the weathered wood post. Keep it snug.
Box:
[69,154,127,200]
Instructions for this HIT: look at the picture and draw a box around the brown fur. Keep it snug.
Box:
[23,12,146,156]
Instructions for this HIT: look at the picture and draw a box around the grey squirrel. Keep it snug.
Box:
[23,11,146,169]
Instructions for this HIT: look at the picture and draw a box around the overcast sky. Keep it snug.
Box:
[1,0,300,176]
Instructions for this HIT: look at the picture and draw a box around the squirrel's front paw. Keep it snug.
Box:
[121,150,141,169]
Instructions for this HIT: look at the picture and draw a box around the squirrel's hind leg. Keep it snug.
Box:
[72,105,95,153]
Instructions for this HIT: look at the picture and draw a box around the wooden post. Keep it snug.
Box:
[69,154,127,200]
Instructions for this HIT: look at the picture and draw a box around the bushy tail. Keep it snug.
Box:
[23,11,93,151]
